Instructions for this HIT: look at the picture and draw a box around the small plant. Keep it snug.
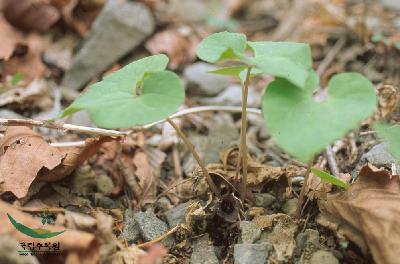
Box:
[311,168,350,190]
[196,32,376,210]
[61,32,377,217]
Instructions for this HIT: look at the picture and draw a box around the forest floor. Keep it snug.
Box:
[0,0,399,263]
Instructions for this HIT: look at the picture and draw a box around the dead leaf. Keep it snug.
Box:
[0,126,113,198]
[3,0,60,32]
[320,164,400,264]
[252,213,287,230]
[0,14,22,60]
[0,200,99,264]
[0,126,65,198]
[145,27,199,69]
[3,33,48,81]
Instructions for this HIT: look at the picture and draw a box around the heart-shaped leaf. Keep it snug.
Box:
[246,42,313,88]
[61,55,184,129]
[262,72,377,163]
[374,123,400,162]
[196,31,247,63]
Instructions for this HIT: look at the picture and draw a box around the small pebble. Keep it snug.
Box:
[309,250,339,264]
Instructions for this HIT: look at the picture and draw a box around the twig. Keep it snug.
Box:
[239,67,252,203]
[0,118,127,137]
[296,158,313,218]
[166,118,220,198]
[325,146,340,177]
[316,36,346,76]
[136,224,181,248]
[1,106,262,147]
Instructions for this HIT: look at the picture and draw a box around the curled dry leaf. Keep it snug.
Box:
[0,200,99,263]
[0,126,112,198]
[320,164,400,264]
[3,0,60,32]
[145,27,199,69]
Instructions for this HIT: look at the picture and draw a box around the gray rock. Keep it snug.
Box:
[309,250,339,264]
[122,218,141,244]
[381,0,400,11]
[282,198,298,217]
[197,84,260,107]
[254,193,276,208]
[234,243,272,264]
[184,62,231,96]
[155,197,173,212]
[62,0,155,90]
[190,234,219,264]
[95,195,120,209]
[0,235,39,264]
[165,201,191,228]
[134,209,175,247]
[296,229,319,252]
[240,221,261,244]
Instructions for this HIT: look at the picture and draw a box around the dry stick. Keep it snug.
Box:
[296,158,314,218]
[239,67,252,203]
[166,118,220,198]
[136,224,181,248]
[316,36,346,177]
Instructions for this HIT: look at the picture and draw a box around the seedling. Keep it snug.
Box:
[196,31,377,212]
[311,168,350,190]
[60,54,219,197]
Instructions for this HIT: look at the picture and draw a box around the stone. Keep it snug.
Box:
[381,0,400,11]
[62,0,155,90]
[197,84,260,107]
[0,109,24,119]
[309,250,339,264]
[282,198,298,217]
[184,62,231,96]
[122,217,141,244]
[165,201,191,228]
[134,209,174,247]
[234,243,272,264]
[155,197,172,212]
[240,221,261,244]
[296,229,319,252]
[254,193,276,208]
[95,195,120,209]
[190,234,219,264]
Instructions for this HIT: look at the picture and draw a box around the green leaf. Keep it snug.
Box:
[248,56,312,88]
[246,41,312,88]
[208,66,248,76]
[196,31,247,63]
[374,123,400,162]
[248,41,312,67]
[61,57,184,128]
[262,72,377,163]
[311,168,350,190]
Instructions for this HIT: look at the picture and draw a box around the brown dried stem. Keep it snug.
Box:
[296,158,314,217]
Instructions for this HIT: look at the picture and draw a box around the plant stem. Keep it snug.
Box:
[166,118,220,198]
[239,67,252,203]
[296,158,314,218]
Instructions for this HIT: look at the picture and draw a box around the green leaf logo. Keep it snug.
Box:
[61,54,184,129]
[7,213,65,239]
[262,72,377,163]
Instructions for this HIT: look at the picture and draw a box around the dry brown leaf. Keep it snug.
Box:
[252,213,287,230]
[320,164,400,264]
[0,79,49,107]
[0,14,22,60]
[0,200,99,264]
[3,33,48,81]
[3,0,60,32]
[145,27,198,69]
[0,126,113,198]
[0,126,65,198]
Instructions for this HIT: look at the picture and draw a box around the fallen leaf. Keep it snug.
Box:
[0,200,99,264]
[0,126,113,198]
[0,14,22,60]
[145,27,199,69]
[0,126,65,198]
[3,0,60,32]
[3,34,48,81]
[320,164,400,264]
